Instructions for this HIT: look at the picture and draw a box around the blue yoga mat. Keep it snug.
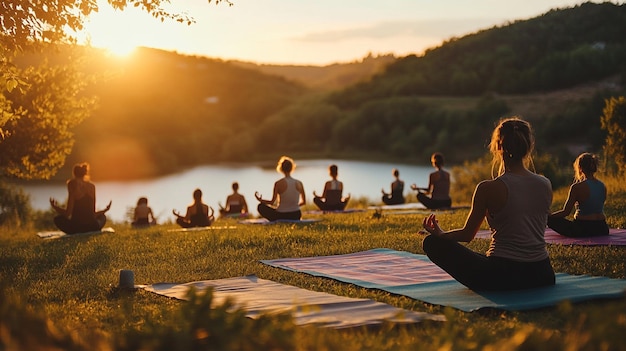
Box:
[261,248,626,312]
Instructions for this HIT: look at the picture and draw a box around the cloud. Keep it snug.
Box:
[293,17,505,43]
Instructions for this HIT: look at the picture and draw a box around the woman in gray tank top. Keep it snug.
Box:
[421,117,555,291]
[255,156,306,221]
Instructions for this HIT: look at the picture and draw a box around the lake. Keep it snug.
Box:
[19,159,433,223]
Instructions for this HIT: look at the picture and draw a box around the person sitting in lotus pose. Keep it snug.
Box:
[421,117,555,291]
[548,152,609,237]
[313,164,351,212]
[50,162,111,234]
[381,168,405,205]
[132,196,157,228]
[173,188,214,228]
[219,182,249,217]
[411,152,452,210]
[255,156,306,221]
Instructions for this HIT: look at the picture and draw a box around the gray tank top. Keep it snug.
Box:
[486,172,552,262]
[277,177,301,212]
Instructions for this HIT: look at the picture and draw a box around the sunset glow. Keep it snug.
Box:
[80,0,591,65]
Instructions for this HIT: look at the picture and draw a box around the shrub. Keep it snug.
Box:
[600,96,626,174]
[0,182,32,227]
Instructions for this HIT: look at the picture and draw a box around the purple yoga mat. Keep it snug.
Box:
[475,228,626,246]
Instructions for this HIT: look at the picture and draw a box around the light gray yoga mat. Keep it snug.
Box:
[144,275,445,328]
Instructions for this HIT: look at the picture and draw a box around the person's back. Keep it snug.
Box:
[431,170,451,201]
[314,165,350,211]
[421,117,555,292]
[548,153,608,237]
[324,189,343,205]
[277,177,301,212]
[382,168,405,205]
[51,163,109,234]
[415,153,452,209]
[174,188,214,228]
[575,179,605,217]
[487,173,552,262]
[190,201,211,227]
[221,182,248,216]
[69,194,99,232]
[255,156,305,221]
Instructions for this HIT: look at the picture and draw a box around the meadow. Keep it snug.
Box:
[1,177,625,350]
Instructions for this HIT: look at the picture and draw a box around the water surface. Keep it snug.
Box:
[20,159,433,223]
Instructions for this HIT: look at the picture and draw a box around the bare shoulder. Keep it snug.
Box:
[476,178,505,194]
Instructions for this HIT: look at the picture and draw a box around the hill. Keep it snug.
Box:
[329,1,626,108]
[230,53,396,91]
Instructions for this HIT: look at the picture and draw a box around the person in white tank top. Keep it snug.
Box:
[255,156,306,221]
[420,117,555,291]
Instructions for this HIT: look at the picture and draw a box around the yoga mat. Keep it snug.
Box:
[238,218,322,225]
[382,206,470,215]
[144,275,445,329]
[304,209,367,215]
[368,203,426,210]
[261,248,626,312]
[37,227,115,240]
[475,228,626,246]
[167,226,237,232]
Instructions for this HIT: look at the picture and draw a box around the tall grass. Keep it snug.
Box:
[1,196,625,350]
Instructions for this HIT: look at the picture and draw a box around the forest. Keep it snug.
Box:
[31,1,626,181]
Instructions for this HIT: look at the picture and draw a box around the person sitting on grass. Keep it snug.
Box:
[255,156,306,221]
[173,188,214,228]
[548,152,609,237]
[219,182,249,218]
[381,168,405,205]
[313,164,351,212]
[131,197,157,228]
[49,162,111,234]
[421,117,555,291]
[411,152,452,209]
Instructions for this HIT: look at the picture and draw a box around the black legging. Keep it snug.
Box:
[54,214,106,234]
[417,193,452,209]
[257,203,301,221]
[382,193,404,205]
[422,234,555,291]
[547,217,609,237]
[313,197,347,211]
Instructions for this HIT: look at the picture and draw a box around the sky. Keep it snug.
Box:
[80,0,598,66]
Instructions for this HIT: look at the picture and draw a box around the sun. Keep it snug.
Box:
[103,41,138,58]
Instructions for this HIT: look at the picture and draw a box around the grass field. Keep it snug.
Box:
[1,179,625,350]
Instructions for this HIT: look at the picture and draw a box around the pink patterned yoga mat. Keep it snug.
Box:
[475,228,626,246]
[262,249,452,287]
